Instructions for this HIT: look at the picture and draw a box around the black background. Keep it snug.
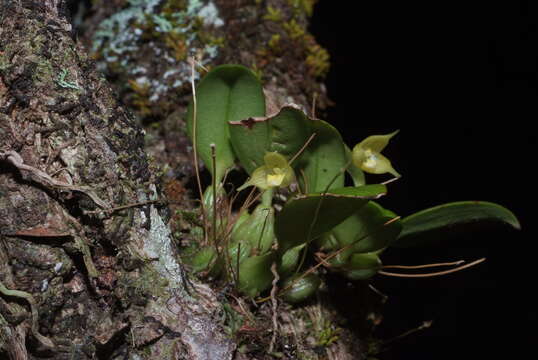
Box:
[311,1,536,359]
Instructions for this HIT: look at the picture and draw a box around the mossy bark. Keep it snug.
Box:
[1,1,368,359]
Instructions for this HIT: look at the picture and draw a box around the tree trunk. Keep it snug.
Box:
[1,1,367,359]
[1,1,234,359]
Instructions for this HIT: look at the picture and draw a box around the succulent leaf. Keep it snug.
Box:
[394,201,521,247]
[186,65,265,181]
[229,104,312,175]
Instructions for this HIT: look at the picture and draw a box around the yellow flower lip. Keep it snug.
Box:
[238,152,295,191]
[267,169,285,187]
[352,130,401,178]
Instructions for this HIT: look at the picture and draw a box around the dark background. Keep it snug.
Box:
[311,1,535,359]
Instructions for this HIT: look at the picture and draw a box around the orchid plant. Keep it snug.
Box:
[183,64,520,302]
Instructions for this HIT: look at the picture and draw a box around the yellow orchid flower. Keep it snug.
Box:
[238,152,295,191]
[352,130,401,177]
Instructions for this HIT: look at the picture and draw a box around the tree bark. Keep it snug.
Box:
[1,1,367,359]
[1,1,234,359]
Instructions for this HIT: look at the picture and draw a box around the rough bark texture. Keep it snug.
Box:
[1,1,369,359]
[1,1,233,359]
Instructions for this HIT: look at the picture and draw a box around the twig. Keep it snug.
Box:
[368,284,388,303]
[382,260,465,270]
[289,133,317,165]
[381,176,401,185]
[189,57,209,244]
[378,258,486,278]
[0,280,55,349]
[73,235,99,278]
[0,150,108,209]
[382,320,433,348]
[85,199,163,215]
[268,263,280,353]
[210,144,220,257]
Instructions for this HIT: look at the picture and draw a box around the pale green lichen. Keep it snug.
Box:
[144,204,185,291]
[56,69,81,90]
[92,0,225,110]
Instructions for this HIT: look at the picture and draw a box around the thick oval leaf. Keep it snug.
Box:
[231,204,275,254]
[202,185,228,232]
[280,273,321,304]
[331,201,402,261]
[188,246,217,273]
[314,231,339,251]
[186,65,265,181]
[227,238,253,271]
[229,104,312,174]
[278,244,305,277]
[237,252,275,298]
[342,252,382,281]
[296,119,347,193]
[394,201,521,247]
[275,185,387,253]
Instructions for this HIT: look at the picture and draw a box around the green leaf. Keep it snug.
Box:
[229,104,312,174]
[278,244,305,277]
[342,252,382,280]
[331,202,401,262]
[187,247,217,273]
[237,252,276,298]
[394,201,521,247]
[230,204,275,255]
[275,185,387,253]
[186,65,265,181]
[280,274,321,304]
[227,238,253,272]
[296,119,347,193]
[202,185,228,232]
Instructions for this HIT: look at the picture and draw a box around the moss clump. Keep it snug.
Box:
[255,1,330,79]
[305,43,330,78]
[287,0,318,17]
[263,5,283,22]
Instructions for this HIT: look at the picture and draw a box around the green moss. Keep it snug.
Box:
[268,34,281,53]
[263,5,283,22]
[163,32,189,61]
[128,78,152,116]
[287,0,318,17]
[283,19,306,39]
[256,4,331,81]
[305,43,330,78]
[316,319,341,347]
[250,62,264,81]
